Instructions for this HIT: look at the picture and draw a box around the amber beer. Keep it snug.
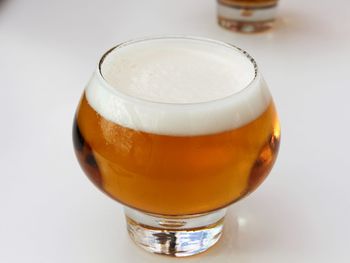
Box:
[72,37,280,256]
[74,96,279,215]
[217,0,279,33]
[220,0,277,6]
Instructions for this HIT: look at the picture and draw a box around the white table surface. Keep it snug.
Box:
[1,0,350,262]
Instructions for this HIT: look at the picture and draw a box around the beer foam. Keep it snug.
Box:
[86,37,271,136]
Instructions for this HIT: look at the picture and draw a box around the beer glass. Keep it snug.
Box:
[217,0,279,33]
[72,36,280,257]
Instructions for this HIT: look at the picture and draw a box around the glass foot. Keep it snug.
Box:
[218,18,274,33]
[125,207,226,257]
[217,2,277,33]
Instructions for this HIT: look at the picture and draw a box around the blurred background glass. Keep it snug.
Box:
[217,0,279,33]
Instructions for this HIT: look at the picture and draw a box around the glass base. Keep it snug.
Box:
[124,207,226,257]
[218,17,274,33]
[217,2,277,33]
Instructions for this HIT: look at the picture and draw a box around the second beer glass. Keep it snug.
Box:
[217,0,279,33]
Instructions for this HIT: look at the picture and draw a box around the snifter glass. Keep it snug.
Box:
[72,36,280,257]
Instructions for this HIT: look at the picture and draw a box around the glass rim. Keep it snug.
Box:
[96,35,259,107]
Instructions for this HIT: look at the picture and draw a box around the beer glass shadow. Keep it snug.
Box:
[271,10,326,38]
[274,12,308,32]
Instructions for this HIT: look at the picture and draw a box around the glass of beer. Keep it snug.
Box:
[72,36,280,257]
[217,0,279,33]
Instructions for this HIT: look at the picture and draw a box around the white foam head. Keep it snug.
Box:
[86,36,271,136]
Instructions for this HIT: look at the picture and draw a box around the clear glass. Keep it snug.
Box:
[72,36,280,257]
[217,0,279,33]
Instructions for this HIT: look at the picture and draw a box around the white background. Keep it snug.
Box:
[1,0,350,262]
